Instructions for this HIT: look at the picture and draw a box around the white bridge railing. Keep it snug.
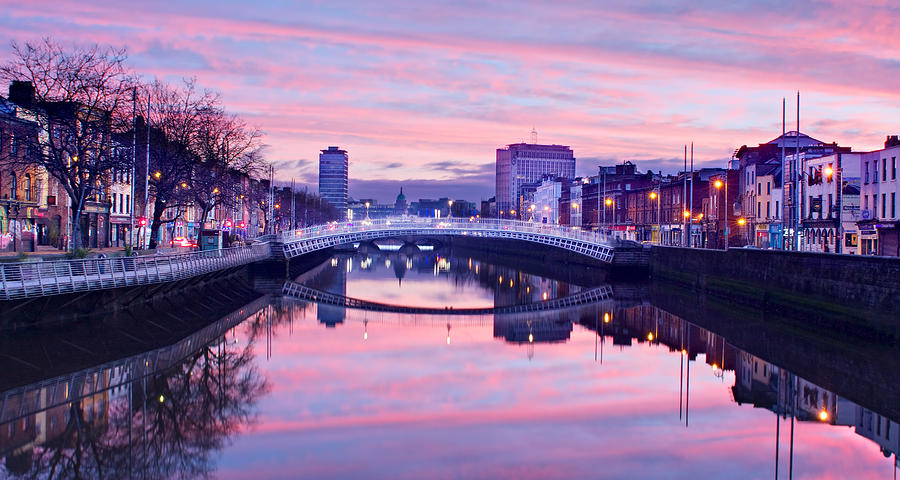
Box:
[279,217,618,262]
[0,244,271,300]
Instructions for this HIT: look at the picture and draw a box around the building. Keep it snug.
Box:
[394,188,408,215]
[496,143,575,219]
[782,143,853,250]
[532,177,564,224]
[800,153,861,254]
[747,163,782,248]
[858,136,900,256]
[319,146,349,219]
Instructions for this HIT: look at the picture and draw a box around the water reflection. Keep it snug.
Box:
[0,248,896,479]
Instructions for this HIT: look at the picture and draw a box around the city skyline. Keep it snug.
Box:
[1,1,897,202]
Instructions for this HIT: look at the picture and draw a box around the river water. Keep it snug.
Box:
[0,247,897,479]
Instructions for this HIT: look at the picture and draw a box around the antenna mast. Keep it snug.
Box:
[530,127,538,144]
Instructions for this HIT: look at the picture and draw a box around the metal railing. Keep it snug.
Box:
[0,244,272,300]
[279,217,618,262]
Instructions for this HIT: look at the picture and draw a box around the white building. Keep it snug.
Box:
[858,137,900,256]
[532,177,563,224]
[800,153,861,254]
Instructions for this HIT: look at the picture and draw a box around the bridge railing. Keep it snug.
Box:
[0,244,271,300]
[279,217,617,246]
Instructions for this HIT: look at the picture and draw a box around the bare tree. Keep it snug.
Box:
[0,38,135,250]
[191,107,264,224]
[137,78,218,248]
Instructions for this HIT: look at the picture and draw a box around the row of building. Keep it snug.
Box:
[491,133,900,256]
[0,81,273,252]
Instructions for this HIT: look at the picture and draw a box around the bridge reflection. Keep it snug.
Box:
[0,274,896,477]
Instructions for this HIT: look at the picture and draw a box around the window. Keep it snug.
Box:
[873,195,878,217]
[757,183,761,195]
[892,193,896,218]
[776,201,779,218]
[126,195,130,214]
[119,193,124,214]
[883,159,888,182]
[767,182,771,194]
[893,157,896,180]
[882,194,887,219]
[10,172,16,199]
[865,162,870,184]
[864,196,869,210]
[24,174,30,201]
[828,194,833,218]
[766,201,770,218]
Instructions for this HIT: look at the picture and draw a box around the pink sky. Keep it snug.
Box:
[1,1,898,202]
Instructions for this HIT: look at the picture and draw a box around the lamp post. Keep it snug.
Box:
[714,178,725,250]
[571,201,578,227]
[650,190,660,244]
[824,164,843,254]
[604,197,613,232]
[365,201,370,221]
[737,217,748,246]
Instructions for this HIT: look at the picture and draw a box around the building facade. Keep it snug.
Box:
[858,137,900,256]
[319,146,349,220]
[496,143,574,219]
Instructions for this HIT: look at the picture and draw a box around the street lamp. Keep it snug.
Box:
[824,165,844,253]
[650,190,661,244]
[448,200,453,218]
[714,177,727,250]
[365,201,370,221]
[737,217,749,246]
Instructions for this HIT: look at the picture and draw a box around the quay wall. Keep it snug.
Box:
[650,246,900,340]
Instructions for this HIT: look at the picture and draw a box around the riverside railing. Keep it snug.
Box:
[0,244,271,300]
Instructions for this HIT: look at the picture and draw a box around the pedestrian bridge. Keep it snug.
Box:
[278,217,619,263]
[0,244,271,300]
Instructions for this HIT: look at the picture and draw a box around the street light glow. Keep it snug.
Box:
[605,198,612,206]
[737,217,746,225]
[824,166,834,178]
[818,409,829,421]
[649,191,657,199]
[714,179,723,189]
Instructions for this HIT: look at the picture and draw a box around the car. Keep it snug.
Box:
[170,237,197,248]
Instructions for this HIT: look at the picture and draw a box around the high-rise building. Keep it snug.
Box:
[318,146,348,219]
[496,143,575,219]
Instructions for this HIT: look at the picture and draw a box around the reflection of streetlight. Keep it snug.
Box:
[446,323,451,345]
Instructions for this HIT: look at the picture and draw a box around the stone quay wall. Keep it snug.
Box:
[650,246,900,339]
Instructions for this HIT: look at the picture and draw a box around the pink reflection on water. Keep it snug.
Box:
[217,305,894,479]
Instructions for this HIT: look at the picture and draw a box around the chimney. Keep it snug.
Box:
[8,81,35,108]
[885,135,900,148]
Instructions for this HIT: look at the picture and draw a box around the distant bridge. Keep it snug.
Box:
[278,217,620,263]
[282,281,614,316]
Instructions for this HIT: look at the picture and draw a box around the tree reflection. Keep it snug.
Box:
[7,338,268,479]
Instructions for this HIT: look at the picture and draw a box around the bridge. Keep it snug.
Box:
[278,217,621,263]
[0,244,270,300]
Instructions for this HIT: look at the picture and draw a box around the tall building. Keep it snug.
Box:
[496,143,575,219]
[318,146,349,219]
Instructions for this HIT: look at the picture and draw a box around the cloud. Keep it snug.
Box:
[2,0,897,203]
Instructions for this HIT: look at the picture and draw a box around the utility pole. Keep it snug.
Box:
[290,178,296,230]
[682,145,687,247]
[795,91,801,251]
[689,143,694,248]
[143,93,150,249]
[129,87,136,248]
[268,165,274,234]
